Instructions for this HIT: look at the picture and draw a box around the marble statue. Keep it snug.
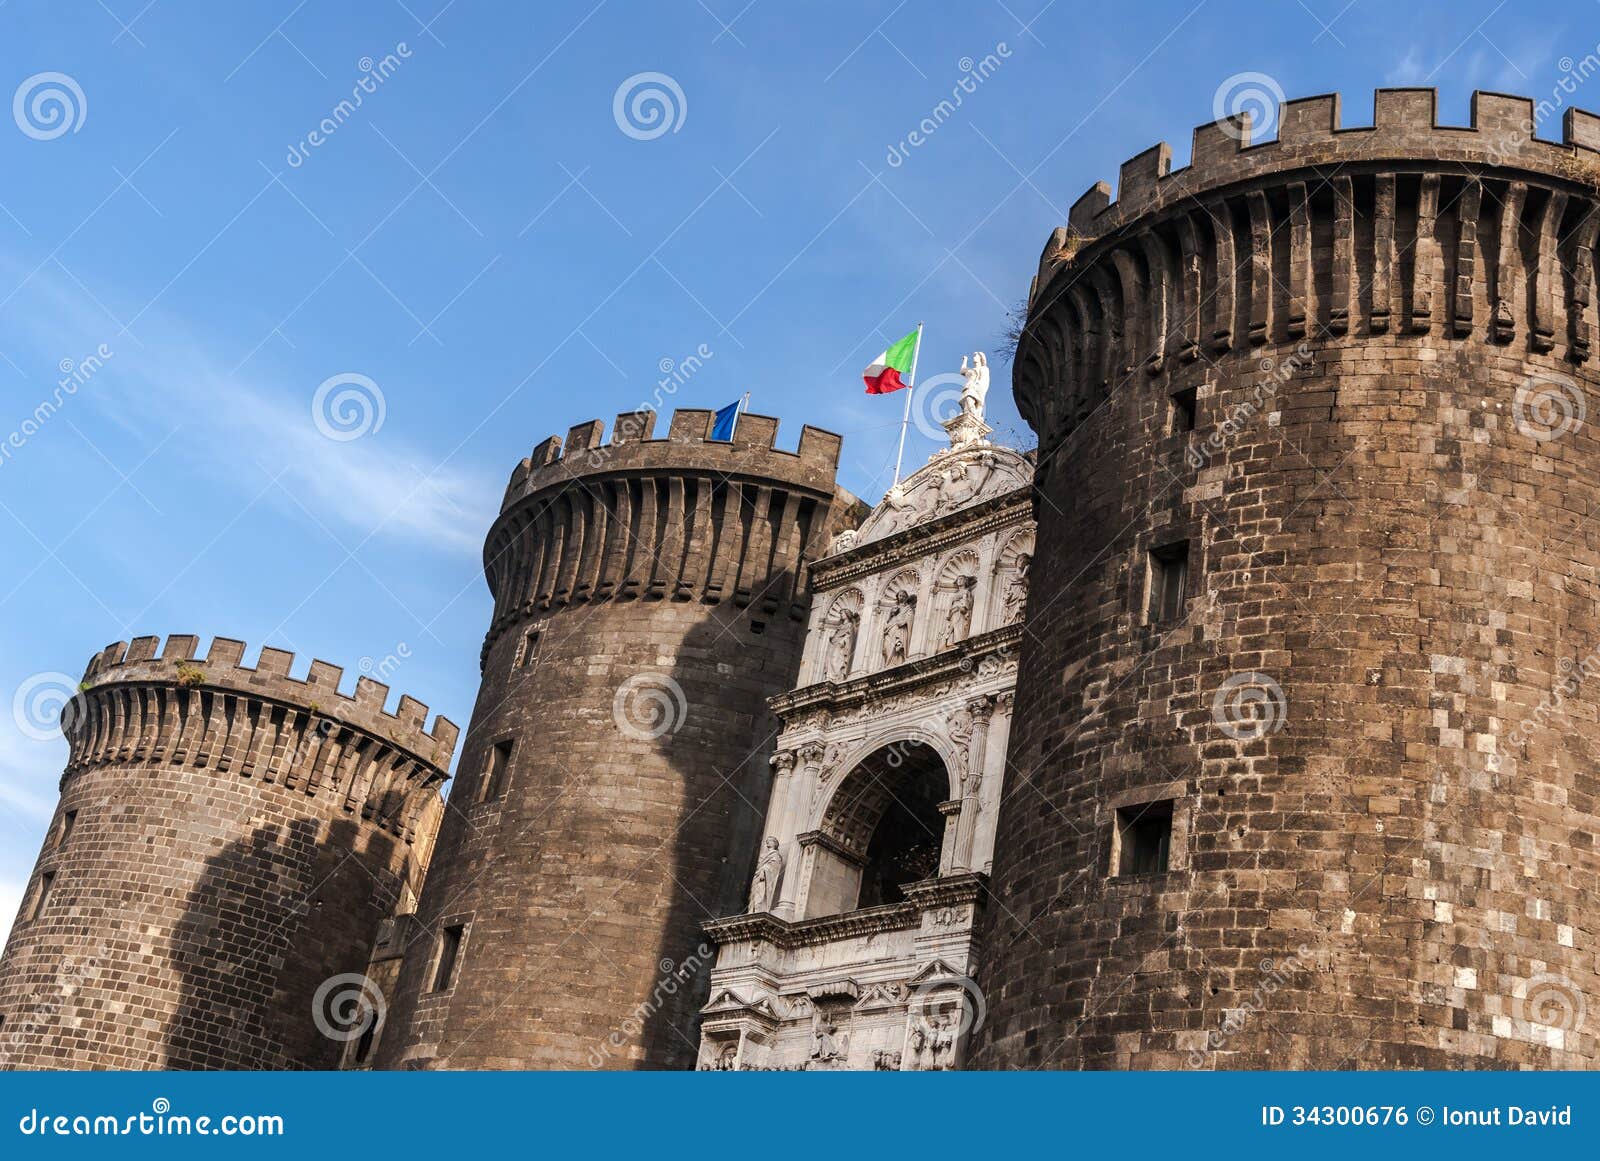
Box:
[824,608,858,681]
[881,591,916,667]
[812,1010,847,1063]
[946,705,975,788]
[1002,553,1031,623]
[939,574,977,648]
[930,1012,956,1069]
[959,351,990,421]
[747,836,784,913]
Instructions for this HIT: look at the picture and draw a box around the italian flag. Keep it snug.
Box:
[862,327,919,394]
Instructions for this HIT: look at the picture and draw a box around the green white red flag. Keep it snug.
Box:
[863,327,920,394]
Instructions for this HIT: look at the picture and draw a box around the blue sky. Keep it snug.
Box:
[0,0,1586,939]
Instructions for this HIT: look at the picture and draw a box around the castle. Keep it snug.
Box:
[3,88,1598,1070]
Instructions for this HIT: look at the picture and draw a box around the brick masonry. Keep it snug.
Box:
[373,408,861,1070]
[0,635,455,1070]
[974,90,1600,1068]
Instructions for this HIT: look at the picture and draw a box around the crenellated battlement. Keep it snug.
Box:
[1050,90,1599,254]
[1015,88,1600,458]
[479,409,859,663]
[72,635,457,841]
[498,407,845,514]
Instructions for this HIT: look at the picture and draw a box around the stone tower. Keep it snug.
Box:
[976,89,1600,1069]
[374,408,860,1070]
[0,635,456,1070]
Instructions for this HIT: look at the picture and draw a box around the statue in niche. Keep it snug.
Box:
[929,1011,957,1069]
[746,836,783,914]
[959,352,990,421]
[824,608,858,681]
[1002,552,1031,623]
[881,590,916,667]
[938,574,977,649]
[907,1023,930,1069]
[811,1009,848,1063]
[714,1043,738,1070]
[946,705,974,778]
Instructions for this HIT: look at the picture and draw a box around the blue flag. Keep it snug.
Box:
[711,400,739,441]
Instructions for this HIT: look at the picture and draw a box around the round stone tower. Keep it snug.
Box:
[375,408,860,1070]
[976,89,1600,1069]
[0,635,456,1070]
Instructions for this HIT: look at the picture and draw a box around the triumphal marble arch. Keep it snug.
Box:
[699,353,1034,1070]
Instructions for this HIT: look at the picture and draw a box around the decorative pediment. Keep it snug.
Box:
[854,445,1032,546]
[906,958,968,989]
[701,988,780,1023]
[853,981,908,1012]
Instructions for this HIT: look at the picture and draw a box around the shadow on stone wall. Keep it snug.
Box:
[166,816,397,1069]
[634,578,802,1069]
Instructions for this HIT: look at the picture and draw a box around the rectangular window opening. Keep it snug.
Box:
[519,629,541,669]
[1170,387,1198,434]
[431,924,464,993]
[55,810,77,848]
[478,740,513,803]
[28,871,55,921]
[1115,800,1173,876]
[1148,541,1190,623]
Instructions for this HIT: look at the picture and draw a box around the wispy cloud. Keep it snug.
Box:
[0,261,498,555]
[1386,46,1425,85]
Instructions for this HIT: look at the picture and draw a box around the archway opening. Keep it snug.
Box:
[808,740,950,917]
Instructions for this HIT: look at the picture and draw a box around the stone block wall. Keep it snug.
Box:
[977,89,1600,1069]
[0,635,455,1070]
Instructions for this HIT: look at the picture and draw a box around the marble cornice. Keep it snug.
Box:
[769,622,1023,717]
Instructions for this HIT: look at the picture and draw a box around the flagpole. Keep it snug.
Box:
[891,322,924,488]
